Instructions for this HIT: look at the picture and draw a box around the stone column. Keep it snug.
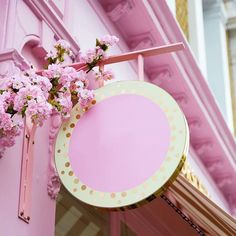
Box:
[188,0,207,77]
[203,0,234,132]
[228,29,236,135]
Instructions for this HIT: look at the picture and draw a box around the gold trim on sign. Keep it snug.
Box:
[109,154,187,212]
[55,81,189,211]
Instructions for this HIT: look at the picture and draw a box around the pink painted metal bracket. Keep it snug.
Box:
[37,42,185,75]
[74,42,184,82]
[20,42,184,223]
[18,117,36,223]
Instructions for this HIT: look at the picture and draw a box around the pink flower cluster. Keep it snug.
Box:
[14,86,52,125]
[98,35,119,47]
[0,91,23,150]
[79,34,119,72]
[0,69,54,156]
[45,39,73,64]
[79,47,107,65]
[79,89,95,107]
[0,35,119,157]
[96,69,114,81]
[43,65,93,118]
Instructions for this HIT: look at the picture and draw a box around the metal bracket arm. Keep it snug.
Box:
[18,118,36,223]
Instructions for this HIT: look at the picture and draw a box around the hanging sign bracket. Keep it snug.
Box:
[18,118,36,223]
[19,42,184,222]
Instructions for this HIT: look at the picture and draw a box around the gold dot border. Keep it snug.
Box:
[55,81,189,210]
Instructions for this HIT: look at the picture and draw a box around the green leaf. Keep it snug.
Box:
[96,38,101,47]
[101,44,108,51]
[6,105,17,115]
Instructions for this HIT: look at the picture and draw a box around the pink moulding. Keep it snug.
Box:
[69,94,170,193]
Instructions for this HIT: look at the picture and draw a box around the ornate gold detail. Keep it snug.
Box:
[47,112,62,200]
[226,30,236,136]
[181,161,209,197]
[176,0,189,40]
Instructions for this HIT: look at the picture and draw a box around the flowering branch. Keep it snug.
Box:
[0,35,119,157]
[80,35,119,73]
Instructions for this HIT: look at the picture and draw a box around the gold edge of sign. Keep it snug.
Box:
[88,154,187,212]
[55,81,189,211]
[109,111,189,211]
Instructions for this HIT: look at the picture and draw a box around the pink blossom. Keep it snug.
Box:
[96,69,114,81]
[26,99,52,126]
[96,46,108,59]
[45,39,74,63]
[74,70,88,87]
[10,74,30,90]
[79,47,107,65]
[0,77,12,90]
[54,40,71,52]
[0,112,13,131]
[77,70,86,79]
[46,47,58,60]
[55,92,72,119]
[29,74,52,98]
[59,73,72,86]
[75,81,84,90]
[59,67,78,85]
[78,89,94,107]
[54,39,73,58]
[42,64,62,78]
[1,34,118,157]
[98,35,119,47]
[0,91,12,111]
[0,135,15,148]
[13,85,52,125]
[0,113,23,156]
[79,48,97,64]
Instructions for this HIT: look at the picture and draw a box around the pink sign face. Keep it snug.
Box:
[55,81,188,209]
[69,94,170,193]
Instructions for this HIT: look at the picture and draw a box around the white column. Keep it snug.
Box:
[166,0,176,16]
[229,29,236,121]
[188,0,207,77]
[203,0,234,132]
[229,30,236,82]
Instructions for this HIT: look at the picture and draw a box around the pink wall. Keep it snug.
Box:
[1,0,236,235]
[0,1,67,235]
[0,123,56,236]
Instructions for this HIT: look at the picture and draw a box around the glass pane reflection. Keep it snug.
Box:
[55,186,109,236]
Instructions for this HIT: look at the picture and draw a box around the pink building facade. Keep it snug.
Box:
[0,1,236,235]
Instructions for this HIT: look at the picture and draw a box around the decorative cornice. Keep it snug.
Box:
[47,0,64,19]
[187,117,201,132]
[193,140,213,156]
[47,112,62,200]
[225,0,236,29]
[148,65,172,85]
[143,0,236,209]
[89,0,236,212]
[0,49,29,69]
[203,0,228,24]
[171,93,188,106]
[106,0,134,22]
[128,32,155,50]
[215,175,233,188]
[227,17,236,29]
[204,158,224,172]
[23,0,80,55]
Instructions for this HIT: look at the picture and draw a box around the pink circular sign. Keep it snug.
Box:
[69,94,170,192]
[55,81,188,209]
